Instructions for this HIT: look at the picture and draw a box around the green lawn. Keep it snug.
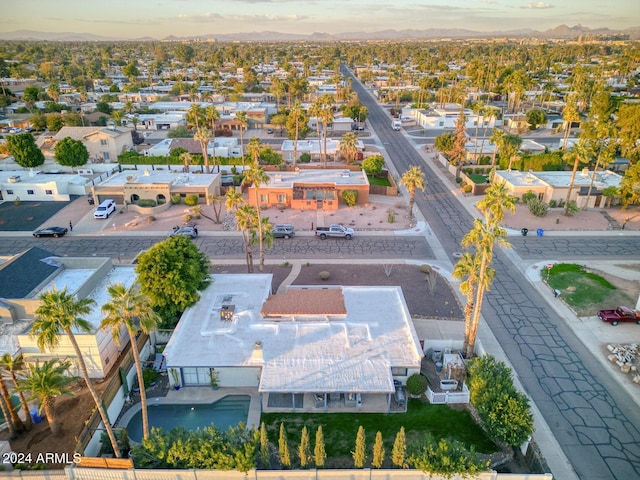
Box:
[262,398,495,468]
[546,263,634,316]
[367,175,392,187]
[467,174,489,184]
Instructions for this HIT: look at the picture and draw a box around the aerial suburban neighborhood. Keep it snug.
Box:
[0,15,639,480]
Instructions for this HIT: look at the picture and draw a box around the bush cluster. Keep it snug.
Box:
[341,190,358,206]
[467,355,534,446]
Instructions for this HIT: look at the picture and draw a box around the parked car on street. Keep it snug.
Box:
[169,226,198,239]
[315,224,354,240]
[271,224,295,239]
[33,226,68,238]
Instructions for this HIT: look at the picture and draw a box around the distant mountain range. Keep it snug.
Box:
[1,24,639,42]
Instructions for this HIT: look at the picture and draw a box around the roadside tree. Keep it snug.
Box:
[135,237,210,328]
[400,166,426,222]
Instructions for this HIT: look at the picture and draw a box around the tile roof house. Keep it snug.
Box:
[41,126,134,163]
[163,274,423,413]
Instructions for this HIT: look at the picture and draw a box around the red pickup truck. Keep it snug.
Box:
[597,306,640,326]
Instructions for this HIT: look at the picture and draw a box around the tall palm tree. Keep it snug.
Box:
[235,204,257,273]
[452,252,481,357]
[236,111,248,166]
[0,354,32,431]
[243,163,271,272]
[561,94,579,151]
[205,106,220,171]
[562,141,590,215]
[289,103,305,168]
[32,287,121,457]
[194,126,212,174]
[309,99,324,164]
[17,359,72,437]
[399,166,426,222]
[459,180,515,358]
[319,94,335,167]
[100,283,160,441]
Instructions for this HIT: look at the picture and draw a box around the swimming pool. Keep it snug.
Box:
[125,395,251,443]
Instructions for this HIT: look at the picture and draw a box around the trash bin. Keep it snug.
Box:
[30,406,43,424]
[435,361,443,373]
[536,228,544,237]
[521,228,528,236]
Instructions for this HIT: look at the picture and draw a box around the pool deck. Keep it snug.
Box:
[116,387,262,433]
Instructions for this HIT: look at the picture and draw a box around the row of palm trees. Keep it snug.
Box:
[1,283,160,457]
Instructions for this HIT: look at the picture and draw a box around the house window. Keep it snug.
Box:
[6,190,13,195]
[391,367,407,376]
[27,189,35,195]
[100,139,108,146]
[45,189,53,195]
[277,194,286,203]
[259,194,268,203]
[103,152,110,161]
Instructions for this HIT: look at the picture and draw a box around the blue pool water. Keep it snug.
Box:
[125,395,251,442]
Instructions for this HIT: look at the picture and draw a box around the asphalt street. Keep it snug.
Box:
[344,66,640,480]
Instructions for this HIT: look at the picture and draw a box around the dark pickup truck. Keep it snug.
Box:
[597,306,640,326]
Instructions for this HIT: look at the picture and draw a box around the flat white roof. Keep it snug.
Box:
[99,170,218,188]
[258,169,369,189]
[164,275,423,393]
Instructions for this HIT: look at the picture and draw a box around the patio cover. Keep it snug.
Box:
[258,357,395,393]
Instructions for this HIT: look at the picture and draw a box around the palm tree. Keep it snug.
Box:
[100,283,160,441]
[319,94,335,166]
[0,393,18,439]
[225,188,244,214]
[194,126,211,174]
[452,252,481,358]
[561,94,579,151]
[459,180,515,358]
[180,151,193,173]
[205,106,220,170]
[562,141,590,215]
[339,132,359,165]
[235,204,257,273]
[288,103,305,168]
[0,374,24,435]
[0,354,32,431]
[32,287,121,457]
[309,99,324,164]
[186,103,204,131]
[236,111,248,166]
[399,166,426,222]
[17,359,72,437]
[243,163,271,272]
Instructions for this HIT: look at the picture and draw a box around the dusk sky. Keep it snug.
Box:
[3,0,639,38]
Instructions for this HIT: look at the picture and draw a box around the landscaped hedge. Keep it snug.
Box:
[467,355,534,447]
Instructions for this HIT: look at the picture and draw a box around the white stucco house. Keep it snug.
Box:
[0,170,90,202]
[0,247,134,378]
[494,169,623,208]
[163,274,424,413]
